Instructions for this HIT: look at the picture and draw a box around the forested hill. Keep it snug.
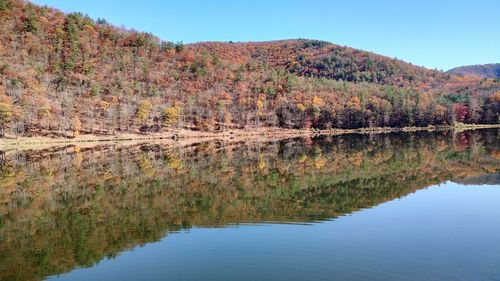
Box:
[0,0,499,138]
[447,63,500,79]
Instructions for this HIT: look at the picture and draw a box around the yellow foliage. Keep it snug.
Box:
[26,81,45,95]
[346,96,362,111]
[71,116,81,137]
[0,102,13,124]
[312,95,324,107]
[99,100,110,110]
[298,155,308,163]
[38,106,51,118]
[73,146,82,167]
[314,158,326,169]
[83,24,95,33]
[297,103,306,112]
[137,157,155,177]
[256,99,264,111]
[162,106,180,127]
[0,164,15,188]
[165,149,182,169]
[258,157,267,170]
[136,101,152,122]
[348,152,363,167]
[436,139,447,152]
[100,171,114,181]
[256,99,264,117]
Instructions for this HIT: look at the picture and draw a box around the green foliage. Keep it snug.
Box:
[160,41,174,52]
[267,69,278,83]
[285,73,297,92]
[22,6,39,33]
[189,57,207,76]
[175,41,184,53]
[65,13,81,35]
[0,0,11,11]
[302,40,330,48]
[211,54,221,68]
[264,85,276,98]
[233,65,244,82]
[63,13,82,71]
[96,17,107,25]
[0,63,8,75]
[63,56,76,71]
[441,93,468,104]
[90,83,101,97]
[128,33,154,48]
[99,28,119,43]
[150,87,158,97]
[289,44,428,85]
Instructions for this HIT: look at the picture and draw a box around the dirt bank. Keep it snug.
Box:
[0,124,499,150]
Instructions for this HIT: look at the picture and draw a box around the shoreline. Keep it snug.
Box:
[0,124,499,149]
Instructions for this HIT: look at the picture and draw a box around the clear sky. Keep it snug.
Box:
[30,0,500,71]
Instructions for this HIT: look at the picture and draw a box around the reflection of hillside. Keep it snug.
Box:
[452,173,500,185]
[0,130,499,281]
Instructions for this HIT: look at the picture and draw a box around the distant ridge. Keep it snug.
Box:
[453,173,500,185]
[447,63,500,78]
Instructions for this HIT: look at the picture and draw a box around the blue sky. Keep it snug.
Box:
[31,0,500,70]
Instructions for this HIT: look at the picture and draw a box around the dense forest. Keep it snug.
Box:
[0,130,499,280]
[0,0,499,138]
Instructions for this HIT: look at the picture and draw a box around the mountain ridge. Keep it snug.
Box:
[447,63,500,78]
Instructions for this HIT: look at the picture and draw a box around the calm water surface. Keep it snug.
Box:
[0,130,499,281]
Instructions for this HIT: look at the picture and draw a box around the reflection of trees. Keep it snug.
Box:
[0,129,499,281]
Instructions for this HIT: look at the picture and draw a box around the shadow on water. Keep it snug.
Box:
[0,129,499,281]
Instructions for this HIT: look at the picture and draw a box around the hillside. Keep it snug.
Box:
[0,0,499,138]
[448,63,500,78]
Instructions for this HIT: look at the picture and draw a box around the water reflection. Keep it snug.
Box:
[0,130,499,281]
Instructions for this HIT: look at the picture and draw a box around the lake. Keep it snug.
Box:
[0,130,499,281]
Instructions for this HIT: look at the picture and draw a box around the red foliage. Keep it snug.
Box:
[453,103,468,123]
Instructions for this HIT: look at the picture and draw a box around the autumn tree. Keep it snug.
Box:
[136,101,152,124]
[483,92,500,123]
[175,42,184,53]
[344,96,363,128]
[71,115,81,137]
[453,103,468,124]
[0,102,13,137]
[162,106,180,128]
